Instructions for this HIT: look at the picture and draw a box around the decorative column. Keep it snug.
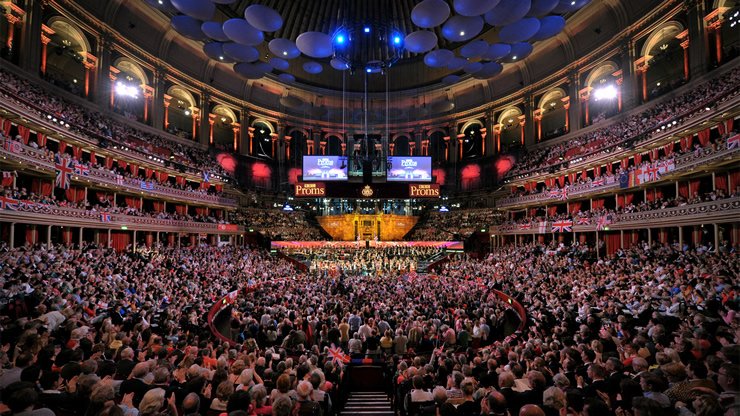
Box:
[248,126,255,154]
[533,109,543,142]
[191,108,200,141]
[83,53,98,99]
[152,67,166,131]
[517,115,526,146]
[634,57,649,102]
[319,140,327,155]
[579,86,592,126]
[389,142,395,155]
[704,8,728,65]
[493,123,502,153]
[612,70,624,112]
[109,66,120,109]
[142,86,154,124]
[284,135,291,159]
[676,30,690,80]
[198,91,211,146]
[163,94,172,129]
[20,0,43,72]
[240,109,250,155]
[567,71,581,132]
[232,122,240,152]
[208,113,216,145]
[420,138,429,156]
[3,5,23,54]
[96,34,113,107]
[561,97,570,133]
[685,1,708,78]
[480,127,487,155]
[271,132,279,157]
[305,137,314,155]
[40,25,55,76]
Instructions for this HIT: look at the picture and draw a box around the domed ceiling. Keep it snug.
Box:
[146,0,591,92]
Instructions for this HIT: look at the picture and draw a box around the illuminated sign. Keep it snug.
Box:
[409,183,441,198]
[387,156,432,182]
[217,224,239,231]
[361,185,374,198]
[302,156,348,181]
[295,182,327,197]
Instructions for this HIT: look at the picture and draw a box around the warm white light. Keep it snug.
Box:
[512,56,517,60]
[282,51,288,56]
[219,56,224,60]
[184,110,191,116]
[593,85,618,101]
[114,82,139,98]
[459,31,465,36]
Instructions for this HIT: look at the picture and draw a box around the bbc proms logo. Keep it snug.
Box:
[317,158,334,167]
[400,159,418,167]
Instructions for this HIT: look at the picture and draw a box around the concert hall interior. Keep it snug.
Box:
[0,1,738,416]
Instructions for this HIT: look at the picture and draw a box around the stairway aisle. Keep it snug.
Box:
[340,391,394,416]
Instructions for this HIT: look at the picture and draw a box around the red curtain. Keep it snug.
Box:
[568,173,577,184]
[105,156,114,169]
[697,129,711,147]
[31,179,53,196]
[110,231,131,252]
[124,197,141,209]
[649,149,659,162]
[558,176,565,187]
[715,175,728,192]
[176,176,186,186]
[65,187,85,203]
[145,233,154,248]
[664,142,674,156]
[152,201,165,212]
[625,193,634,205]
[621,158,629,169]
[545,178,556,188]
[605,233,622,255]
[729,170,740,190]
[680,135,692,151]
[58,141,67,154]
[646,189,655,202]
[175,205,186,215]
[569,201,582,213]
[89,150,96,165]
[655,188,664,200]
[0,118,11,136]
[158,172,169,183]
[528,208,537,217]
[634,153,642,165]
[592,199,604,210]
[37,133,47,148]
[25,226,38,245]
[547,206,558,217]
[118,160,127,170]
[61,228,73,246]
[215,184,223,193]
[194,207,208,216]
[581,170,588,181]
[593,165,602,176]
[145,168,154,179]
[617,195,624,209]
[129,163,139,177]
[73,146,83,160]
[689,179,700,198]
[678,182,689,199]
[215,210,223,219]
[606,163,613,174]
[17,125,30,145]
[167,233,175,247]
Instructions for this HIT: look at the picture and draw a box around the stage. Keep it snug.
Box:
[270,241,464,250]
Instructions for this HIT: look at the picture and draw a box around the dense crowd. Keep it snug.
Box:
[0,69,227,178]
[0,237,737,416]
[241,209,324,241]
[506,67,740,178]
[410,210,503,241]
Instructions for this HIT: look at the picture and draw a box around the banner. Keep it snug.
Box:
[55,156,73,189]
[294,182,327,197]
[552,220,573,233]
[216,224,239,232]
[409,183,440,198]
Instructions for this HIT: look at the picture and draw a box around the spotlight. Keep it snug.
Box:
[218,56,224,60]
[459,31,465,36]
[593,85,618,101]
[114,82,139,98]
[335,34,346,45]
[184,110,191,116]
[392,35,402,46]
[512,55,517,60]
[364,27,370,33]
[366,67,372,73]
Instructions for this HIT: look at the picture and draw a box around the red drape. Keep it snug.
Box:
[697,129,711,147]
[194,207,208,216]
[689,179,700,198]
[592,199,605,209]
[110,231,130,252]
[605,233,622,255]
[145,168,154,179]
[176,176,186,186]
[129,163,138,177]
[593,165,602,176]
[568,173,577,184]
[61,228,73,246]
[664,142,674,156]
[680,135,692,151]
[152,201,165,212]
[37,133,47,147]
[545,178,556,188]
[215,184,223,193]
[73,146,83,160]
[124,197,142,209]
[167,233,175,247]
[646,189,655,202]
[528,208,537,217]
[621,158,629,169]
[558,176,565,187]
[655,188,664,200]
[118,160,128,170]
[634,153,642,165]
[649,148,659,162]
[569,201,582,213]
[65,187,85,203]
[215,210,223,219]
[729,170,740,190]
[158,172,169,183]
[58,141,67,154]
[715,175,728,192]
[17,125,30,145]
[0,118,11,136]
[581,170,588,181]
[617,195,625,209]
[175,205,186,215]
[89,150,96,165]
[547,206,558,216]
[625,193,634,205]
[25,226,38,245]
[145,233,154,248]
[606,163,613,174]
[31,179,53,196]
[105,156,114,169]
[678,182,689,199]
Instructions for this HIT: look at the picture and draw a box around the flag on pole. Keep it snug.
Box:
[327,344,350,364]
[54,156,74,189]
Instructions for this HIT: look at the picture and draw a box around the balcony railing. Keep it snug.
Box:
[1,203,244,233]
[497,140,740,208]
[491,197,740,234]
[0,141,237,207]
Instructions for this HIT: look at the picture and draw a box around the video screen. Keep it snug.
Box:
[386,156,432,182]
[302,156,348,181]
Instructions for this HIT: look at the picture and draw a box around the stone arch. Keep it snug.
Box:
[537,88,567,110]
[286,127,310,138]
[460,119,484,133]
[497,107,522,126]
[425,127,447,138]
[48,17,91,55]
[252,119,275,134]
[167,85,197,109]
[113,57,149,87]
[584,61,620,88]
[640,21,685,58]
[212,105,238,124]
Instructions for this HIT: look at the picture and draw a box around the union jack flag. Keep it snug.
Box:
[577,217,591,225]
[327,344,349,364]
[74,162,89,176]
[100,213,111,222]
[55,156,74,189]
[551,219,573,233]
[2,138,21,153]
[518,222,532,230]
[548,189,561,199]
[0,195,19,210]
[591,178,604,187]
[644,165,660,182]
[116,174,124,185]
[727,134,740,150]
[560,185,569,201]
[596,215,612,231]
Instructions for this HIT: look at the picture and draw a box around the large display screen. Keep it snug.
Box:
[302,156,348,181]
[386,156,432,182]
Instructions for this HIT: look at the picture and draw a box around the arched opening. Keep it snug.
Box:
[112,58,149,122]
[585,62,620,125]
[393,135,410,156]
[252,121,274,158]
[45,18,91,97]
[642,21,686,99]
[498,108,523,152]
[287,128,308,164]
[461,121,484,160]
[166,85,197,140]
[429,130,447,164]
[212,105,238,151]
[537,88,567,140]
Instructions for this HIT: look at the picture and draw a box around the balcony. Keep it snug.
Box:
[0,141,237,208]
